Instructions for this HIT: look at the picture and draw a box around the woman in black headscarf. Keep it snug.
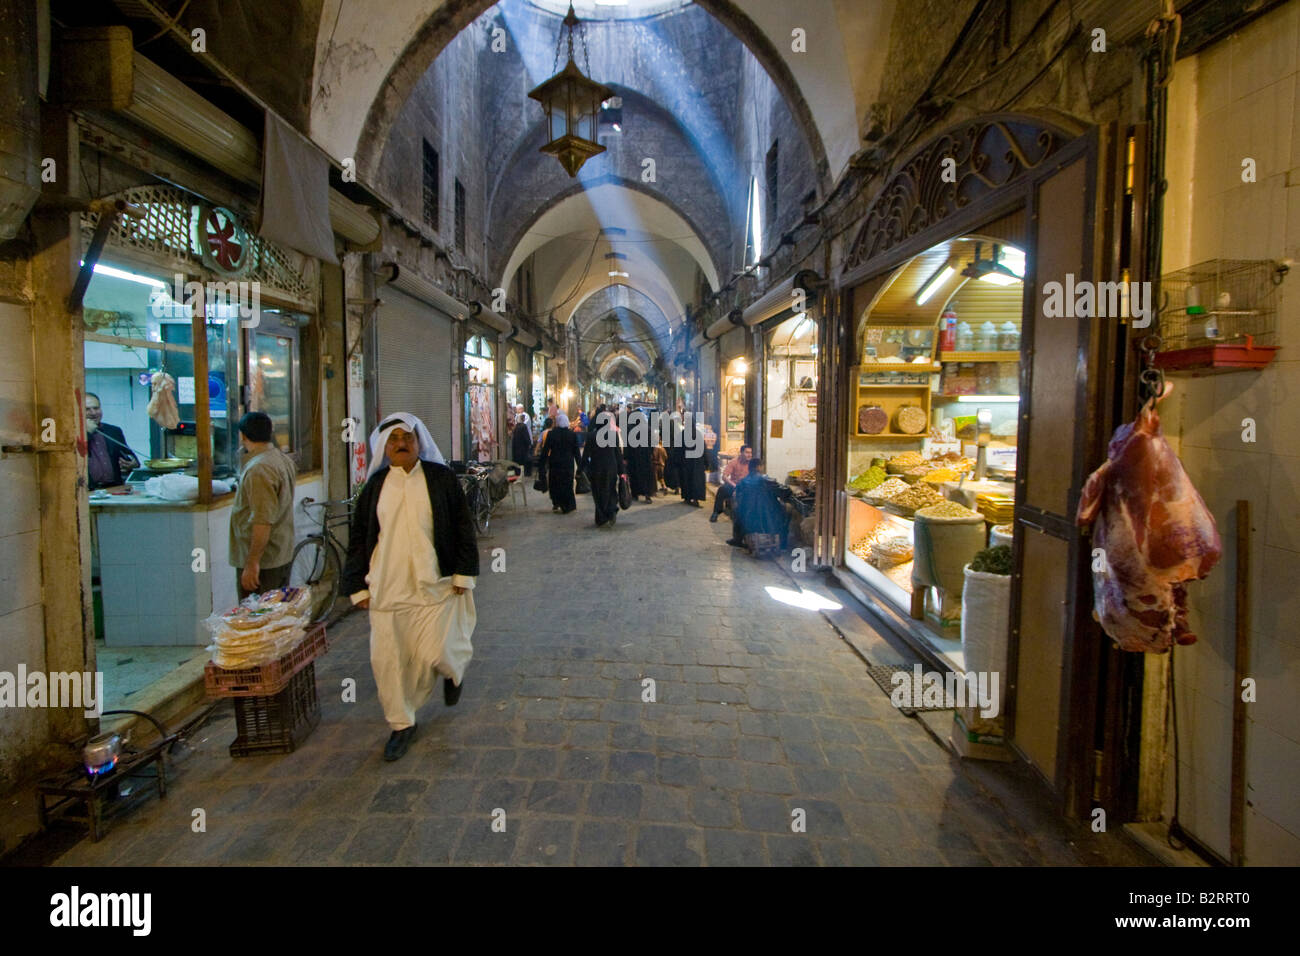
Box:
[582,408,624,528]
[538,412,578,514]
[678,416,708,507]
[624,408,656,504]
[510,413,533,476]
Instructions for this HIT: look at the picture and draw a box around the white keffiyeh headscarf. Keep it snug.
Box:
[555,413,570,428]
[367,412,445,479]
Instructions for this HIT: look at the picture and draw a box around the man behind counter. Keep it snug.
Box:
[85,392,140,488]
[229,411,297,600]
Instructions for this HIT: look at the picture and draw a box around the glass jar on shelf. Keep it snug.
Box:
[998,321,1019,351]
[955,321,974,352]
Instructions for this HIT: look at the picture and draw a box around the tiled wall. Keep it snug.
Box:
[1161,1,1300,865]
[96,475,324,647]
[85,367,153,463]
[0,301,47,787]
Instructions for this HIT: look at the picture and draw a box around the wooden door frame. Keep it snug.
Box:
[822,115,1140,820]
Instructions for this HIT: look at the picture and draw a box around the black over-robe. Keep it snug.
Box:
[625,412,656,499]
[678,422,708,503]
[582,415,624,526]
[510,421,533,476]
[664,443,682,491]
[539,426,578,513]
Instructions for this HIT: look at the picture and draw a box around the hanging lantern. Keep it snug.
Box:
[528,3,613,178]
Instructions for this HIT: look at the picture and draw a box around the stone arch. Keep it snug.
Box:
[351,0,830,191]
[496,177,723,294]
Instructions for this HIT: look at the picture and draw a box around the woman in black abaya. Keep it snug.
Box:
[678,418,708,507]
[582,408,624,528]
[624,409,657,504]
[539,412,578,514]
[510,413,533,476]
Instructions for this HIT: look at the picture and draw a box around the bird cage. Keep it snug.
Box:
[1155,259,1285,374]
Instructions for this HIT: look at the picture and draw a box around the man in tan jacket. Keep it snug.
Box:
[229,411,297,599]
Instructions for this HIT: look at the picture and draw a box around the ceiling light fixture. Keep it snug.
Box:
[961,242,1023,286]
[85,262,166,288]
[915,262,955,306]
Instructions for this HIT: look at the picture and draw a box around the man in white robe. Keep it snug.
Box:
[342,413,479,761]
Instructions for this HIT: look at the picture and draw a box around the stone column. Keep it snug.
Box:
[30,108,92,743]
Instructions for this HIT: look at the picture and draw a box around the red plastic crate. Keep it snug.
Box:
[205,623,328,698]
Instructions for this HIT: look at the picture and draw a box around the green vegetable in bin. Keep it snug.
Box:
[969,545,1013,575]
[849,465,888,491]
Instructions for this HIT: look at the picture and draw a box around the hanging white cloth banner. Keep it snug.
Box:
[258,112,339,265]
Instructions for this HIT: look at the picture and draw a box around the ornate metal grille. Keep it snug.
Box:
[842,116,1069,274]
[81,184,317,308]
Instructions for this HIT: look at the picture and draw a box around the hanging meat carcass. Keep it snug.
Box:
[1076,400,1221,653]
[146,371,180,430]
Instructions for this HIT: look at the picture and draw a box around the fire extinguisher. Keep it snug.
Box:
[940,309,957,353]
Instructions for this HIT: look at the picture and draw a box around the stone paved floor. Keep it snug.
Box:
[49,487,1140,866]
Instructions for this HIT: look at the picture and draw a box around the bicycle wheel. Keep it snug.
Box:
[470,483,491,535]
[289,535,340,622]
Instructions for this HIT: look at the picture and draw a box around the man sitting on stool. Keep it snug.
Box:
[727,457,784,548]
[709,444,752,523]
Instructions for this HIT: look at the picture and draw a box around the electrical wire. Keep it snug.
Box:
[139,0,194,46]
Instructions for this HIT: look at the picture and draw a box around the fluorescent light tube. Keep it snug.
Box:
[916,265,954,305]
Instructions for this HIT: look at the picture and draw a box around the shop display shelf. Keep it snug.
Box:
[937,351,1019,363]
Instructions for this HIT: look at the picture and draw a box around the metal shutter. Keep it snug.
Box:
[375,287,454,457]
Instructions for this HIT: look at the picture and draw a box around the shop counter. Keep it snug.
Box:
[92,473,323,647]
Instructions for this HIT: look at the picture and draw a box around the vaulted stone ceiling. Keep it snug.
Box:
[312,0,895,184]
[368,0,841,370]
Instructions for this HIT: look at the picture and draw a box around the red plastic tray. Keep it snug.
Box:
[1154,337,1279,376]
[204,623,328,698]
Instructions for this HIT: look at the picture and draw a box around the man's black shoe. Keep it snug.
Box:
[444,677,463,706]
[383,725,416,761]
[709,513,718,522]
[726,538,744,547]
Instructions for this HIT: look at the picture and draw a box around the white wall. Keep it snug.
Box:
[1160,2,1300,865]
[763,355,818,481]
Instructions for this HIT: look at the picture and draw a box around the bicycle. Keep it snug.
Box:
[289,495,356,623]
[459,464,494,536]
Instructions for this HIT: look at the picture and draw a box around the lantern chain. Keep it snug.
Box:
[551,3,594,75]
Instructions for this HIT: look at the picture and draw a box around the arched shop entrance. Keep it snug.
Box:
[762,312,819,486]
[844,233,1027,659]
[818,114,1153,822]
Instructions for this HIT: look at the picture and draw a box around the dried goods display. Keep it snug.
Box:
[885,451,926,473]
[871,535,914,567]
[894,404,928,434]
[921,467,960,484]
[915,500,983,520]
[888,482,946,513]
[970,545,1014,575]
[864,477,910,503]
[849,465,888,492]
[858,404,888,434]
